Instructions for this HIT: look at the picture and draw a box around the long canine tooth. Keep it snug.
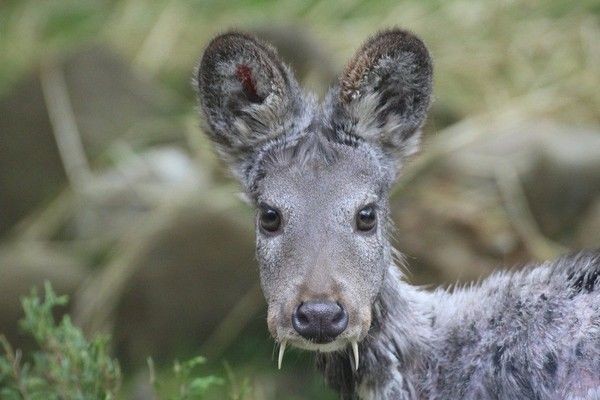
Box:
[278,341,287,370]
[351,341,359,371]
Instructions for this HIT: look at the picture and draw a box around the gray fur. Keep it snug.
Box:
[195,29,600,399]
[318,252,600,399]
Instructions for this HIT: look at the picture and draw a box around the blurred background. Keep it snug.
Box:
[0,0,599,398]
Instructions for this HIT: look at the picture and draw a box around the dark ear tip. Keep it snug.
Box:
[197,31,279,88]
[367,28,432,66]
[370,28,424,42]
[199,31,257,69]
[204,31,257,52]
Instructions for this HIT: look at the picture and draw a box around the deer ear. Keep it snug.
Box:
[327,29,433,167]
[196,32,305,185]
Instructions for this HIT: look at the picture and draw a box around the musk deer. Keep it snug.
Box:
[195,29,600,399]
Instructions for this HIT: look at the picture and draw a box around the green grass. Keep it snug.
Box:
[0,283,121,399]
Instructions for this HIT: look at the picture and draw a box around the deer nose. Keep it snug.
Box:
[292,301,348,342]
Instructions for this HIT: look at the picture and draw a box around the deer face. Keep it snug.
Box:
[196,30,432,360]
[254,143,391,352]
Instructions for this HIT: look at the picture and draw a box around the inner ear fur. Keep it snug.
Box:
[333,29,433,161]
[196,31,306,185]
[197,32,291,143]
[340,29,432,105]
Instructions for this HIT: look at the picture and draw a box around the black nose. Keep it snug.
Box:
[292,301,348,342]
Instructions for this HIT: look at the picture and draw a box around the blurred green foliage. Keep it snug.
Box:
[0,283,227,400]
[0,283,122,399]
[1,0,598,126]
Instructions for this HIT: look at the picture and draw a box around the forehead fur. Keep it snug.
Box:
[247,127,394,200]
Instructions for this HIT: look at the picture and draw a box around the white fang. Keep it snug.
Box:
[278,341,287,370]
[352,341,359,371]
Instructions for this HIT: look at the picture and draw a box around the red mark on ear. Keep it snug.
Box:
[235,64,262,103]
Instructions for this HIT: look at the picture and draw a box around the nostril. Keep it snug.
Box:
[331,303,345,324]
[292,304,311,336]
[329,306,348,335]
[295,304,310,325]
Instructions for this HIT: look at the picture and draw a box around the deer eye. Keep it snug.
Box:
[356,205,377,232]
[259,204,281,233]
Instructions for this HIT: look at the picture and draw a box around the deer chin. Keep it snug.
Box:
[291,330,365,352]
[277,337,362,370]
[276,324,365,351]
[292,338,349,352]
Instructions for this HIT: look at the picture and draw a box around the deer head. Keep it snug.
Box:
[195,29,432,368]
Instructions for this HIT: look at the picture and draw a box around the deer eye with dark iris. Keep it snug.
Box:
[259,204,281,233]
[356,205,377,232]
